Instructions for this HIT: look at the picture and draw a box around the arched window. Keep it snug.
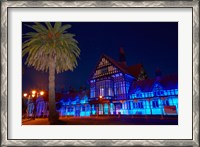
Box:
[104,103,109,115]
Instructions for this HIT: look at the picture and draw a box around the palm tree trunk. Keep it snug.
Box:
[48,57,59,124]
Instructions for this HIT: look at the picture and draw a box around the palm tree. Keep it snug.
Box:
[22,22,80,124]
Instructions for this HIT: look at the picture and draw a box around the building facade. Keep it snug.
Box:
[57,48,178,116]
[58,91,90,117]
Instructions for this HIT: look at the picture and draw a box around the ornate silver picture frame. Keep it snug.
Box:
[1,1,199,146]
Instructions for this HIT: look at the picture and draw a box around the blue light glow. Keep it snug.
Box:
[56,79,178,117]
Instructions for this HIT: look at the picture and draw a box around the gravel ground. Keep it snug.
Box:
[22,115,178,125]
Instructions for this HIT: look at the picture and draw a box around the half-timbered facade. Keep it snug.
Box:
[58,90,90,117]
[57,48,178,116]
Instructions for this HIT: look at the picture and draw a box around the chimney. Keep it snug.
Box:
[119,47,127,65]
[155,68,162,81]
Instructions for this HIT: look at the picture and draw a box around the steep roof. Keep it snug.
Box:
[105,55,146,78]
[127,64,144,78]
[90,54,143,79]
[103,54,130,75]
[129,74,178,93]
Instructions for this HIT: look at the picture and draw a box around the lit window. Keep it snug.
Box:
[160,90,164,96]
[138,102,144,109]
[152,100,159,108]
[164,100,170,106]
[171,89,175,95]
[134,103,137,108]
[175,89,178,95]
[90,88,95,98]
[108,88,113,96]
[82,106,85,111]
[163,90,167,96]
[100,88,104,96]
[167,90,171,95]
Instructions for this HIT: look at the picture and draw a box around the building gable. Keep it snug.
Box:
[91,55,121,79]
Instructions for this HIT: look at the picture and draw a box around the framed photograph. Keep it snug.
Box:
[1,0,199,146]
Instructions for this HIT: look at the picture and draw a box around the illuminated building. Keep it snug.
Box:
[58,48,178,116]
[58,90,90,117]
[26,96,48,118]
[25,91,49,118]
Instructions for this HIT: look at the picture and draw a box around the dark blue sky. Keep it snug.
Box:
[22,22,178,92]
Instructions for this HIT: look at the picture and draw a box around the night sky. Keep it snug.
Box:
[22,22,178,92]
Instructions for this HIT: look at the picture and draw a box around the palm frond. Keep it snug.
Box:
[22,22,80,73]
[45,22,53,32]
[54,22,62,33]
[34,22,48,32]
[59,24,71,34]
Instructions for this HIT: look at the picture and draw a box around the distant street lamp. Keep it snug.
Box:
[23,93,28,97]
[40,91,44,96]
[32,90,36,95]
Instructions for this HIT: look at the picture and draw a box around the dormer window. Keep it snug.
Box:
[152,82,163,92]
